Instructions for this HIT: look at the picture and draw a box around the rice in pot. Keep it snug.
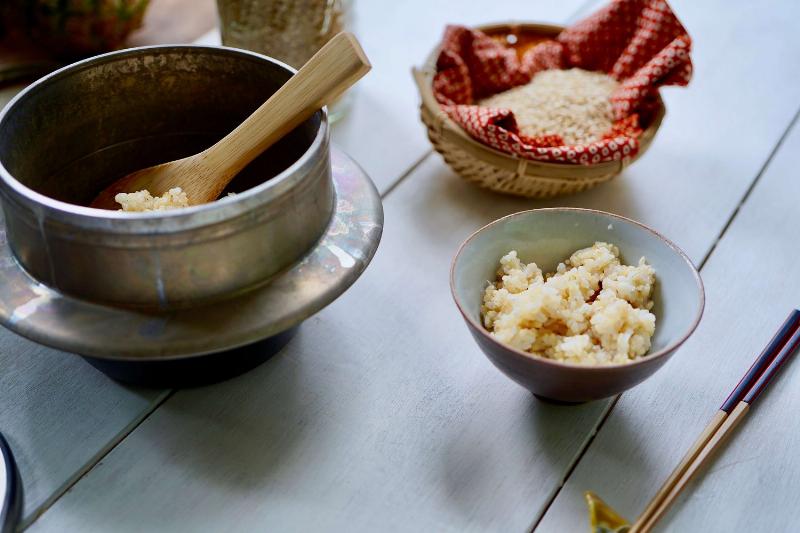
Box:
[115,187,189,212]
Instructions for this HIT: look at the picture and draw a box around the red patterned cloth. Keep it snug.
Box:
[433,0,692,165]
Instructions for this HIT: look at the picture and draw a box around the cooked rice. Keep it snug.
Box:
[115,187,189,212]
[478,68,618,145]
[481,243,656,365]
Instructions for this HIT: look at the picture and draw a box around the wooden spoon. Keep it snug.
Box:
[91,32,371,210]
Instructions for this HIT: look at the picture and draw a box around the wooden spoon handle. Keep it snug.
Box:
[200,32,371,189]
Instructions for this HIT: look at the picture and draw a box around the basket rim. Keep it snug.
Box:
[414,21,666,175]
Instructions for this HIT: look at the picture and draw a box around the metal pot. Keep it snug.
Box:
[0,45,333,310]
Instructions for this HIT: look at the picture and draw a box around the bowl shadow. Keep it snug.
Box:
[436,391,634,529]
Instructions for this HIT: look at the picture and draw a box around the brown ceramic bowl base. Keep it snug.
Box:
[532,394,585,406]
[81,326,298,388]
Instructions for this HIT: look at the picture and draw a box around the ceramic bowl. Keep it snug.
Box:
[451,208,704,403]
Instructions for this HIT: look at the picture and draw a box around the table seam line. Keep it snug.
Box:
[696,104,800,271]
[379,151,433,199]
[21,389,176,531]
[529,396,620,532]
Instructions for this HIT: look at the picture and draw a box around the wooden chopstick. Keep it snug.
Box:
[638,324,800,532]
[629,309,800,533]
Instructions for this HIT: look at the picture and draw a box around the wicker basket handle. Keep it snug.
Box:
[413,67,482,146]
[412,68,447,134]
[412,68,438,112]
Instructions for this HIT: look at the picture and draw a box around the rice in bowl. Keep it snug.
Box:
[481,242,656,365]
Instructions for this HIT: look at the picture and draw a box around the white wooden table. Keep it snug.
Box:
[3,1,800,531]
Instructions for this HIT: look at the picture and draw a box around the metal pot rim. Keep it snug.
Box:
[0,44,329,234]
[0,148,383,359]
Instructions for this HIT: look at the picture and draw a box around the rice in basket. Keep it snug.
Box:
[478,68,618,146]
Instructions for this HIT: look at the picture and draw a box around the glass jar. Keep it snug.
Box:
[217,0,355,122]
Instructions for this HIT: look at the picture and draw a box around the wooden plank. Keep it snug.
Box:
[1,65,168,532]
[534,113,800,533]
[23,1,800,531]
[7,2,587,530]
[25,152,613,533]
[532,0,800,529]
[19,5,613,531]
[0,334,165,528]
[0,1,215,521]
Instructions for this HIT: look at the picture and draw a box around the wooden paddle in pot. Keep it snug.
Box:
[91,32,370,209]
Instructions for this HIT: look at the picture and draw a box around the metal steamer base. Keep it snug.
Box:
[0,149,383,387]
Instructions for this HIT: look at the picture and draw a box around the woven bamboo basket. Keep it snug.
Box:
[413,22,665,199]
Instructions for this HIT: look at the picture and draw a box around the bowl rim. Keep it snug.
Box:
[0,44,328,227]
[450,207,705,370]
